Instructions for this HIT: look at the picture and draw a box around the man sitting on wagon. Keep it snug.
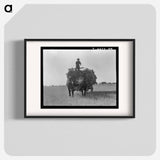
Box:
[75,58,81,71]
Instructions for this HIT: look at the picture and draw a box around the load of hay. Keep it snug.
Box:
[66,68,97,89]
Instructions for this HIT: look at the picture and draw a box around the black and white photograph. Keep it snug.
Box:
[42,47,118,108]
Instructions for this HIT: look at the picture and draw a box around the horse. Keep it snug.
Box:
[66,76,88,96]
[66,77,75,97]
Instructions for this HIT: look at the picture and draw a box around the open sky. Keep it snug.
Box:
[43,49,116,86]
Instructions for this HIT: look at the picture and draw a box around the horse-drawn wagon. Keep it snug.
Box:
[66,68,97,96]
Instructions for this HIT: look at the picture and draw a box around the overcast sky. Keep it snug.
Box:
[43,49,116,86]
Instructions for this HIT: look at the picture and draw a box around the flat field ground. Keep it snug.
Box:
[44,84,116,106]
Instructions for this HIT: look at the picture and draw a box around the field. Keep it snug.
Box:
[43,84,117,107]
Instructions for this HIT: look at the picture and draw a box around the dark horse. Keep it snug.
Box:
[66,76,87,97]
[66,77,75,97]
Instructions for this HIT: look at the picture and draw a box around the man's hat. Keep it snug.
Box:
[77,58,80,60]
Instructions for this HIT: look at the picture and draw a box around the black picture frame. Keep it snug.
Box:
[24,39,135,118]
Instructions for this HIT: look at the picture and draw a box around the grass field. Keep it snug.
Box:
[44,84,116,106]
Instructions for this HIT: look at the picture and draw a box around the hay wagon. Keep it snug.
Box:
[66,68,97,96]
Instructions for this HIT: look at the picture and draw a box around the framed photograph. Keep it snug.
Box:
[25,39,135,118]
